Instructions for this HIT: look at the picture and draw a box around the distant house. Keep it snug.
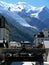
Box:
[34,28,49,47]
[20,41,33,49]
[9,41,21,48]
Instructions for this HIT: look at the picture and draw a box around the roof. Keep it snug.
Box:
[10,41,20,44]
[21,41,31,44]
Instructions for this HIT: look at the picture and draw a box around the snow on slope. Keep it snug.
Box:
[0,1,15,10]
[9,2,46,19]
[0,1,46,18]
[0,1,39,31]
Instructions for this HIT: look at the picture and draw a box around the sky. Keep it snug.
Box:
[0,0,49,9]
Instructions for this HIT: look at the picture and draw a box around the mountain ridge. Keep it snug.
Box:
[0,1,49,42]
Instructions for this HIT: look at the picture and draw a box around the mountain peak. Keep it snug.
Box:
[0,1,47,12]
[15,2,36,12]
[9,2,47,14]
[0,1,49,19]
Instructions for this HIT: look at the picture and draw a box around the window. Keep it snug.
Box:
[0,17,5,27]
[48,31,49,33]
[48,35,49,37]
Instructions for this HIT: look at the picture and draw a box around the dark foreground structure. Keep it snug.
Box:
[0,39,47,65]
[0,47,46,65]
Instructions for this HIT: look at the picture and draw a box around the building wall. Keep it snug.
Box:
[42,28,49,37]
[0,28,9,41]
[0,15,9,42]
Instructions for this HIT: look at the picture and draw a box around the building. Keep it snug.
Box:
[21,41,33,49]
[0,15,9,42]
[34,28,49,47]
[33,28,49,61]
[9,41,21,48]
[0,15,9,60]
[0,15,9,48]
[34,32,44,47]
[42,28,49,48]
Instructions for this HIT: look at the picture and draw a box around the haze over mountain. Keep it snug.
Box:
[0,1,49,42]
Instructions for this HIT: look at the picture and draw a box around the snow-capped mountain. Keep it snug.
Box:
[0,1,49,42]
[7,2,49,20]
[0,1,49,21]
